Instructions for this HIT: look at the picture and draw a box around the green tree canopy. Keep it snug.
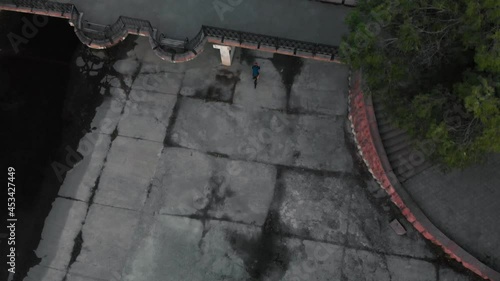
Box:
[341,0,500,168]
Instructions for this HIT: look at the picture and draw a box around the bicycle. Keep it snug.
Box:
[253,75,259,89]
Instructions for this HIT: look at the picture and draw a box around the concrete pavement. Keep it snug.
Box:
[22,36,479,281]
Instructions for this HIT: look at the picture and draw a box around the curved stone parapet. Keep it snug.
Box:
[0,0,341,64]
[348,71,500,281]
[74,27,127,50]
[148,29,207,63]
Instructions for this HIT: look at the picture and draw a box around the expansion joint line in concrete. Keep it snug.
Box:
[162,211,440,264]
[160,212,262,228]
[0,0,342,64]
[158,141,357,178]
[347,70,500,281]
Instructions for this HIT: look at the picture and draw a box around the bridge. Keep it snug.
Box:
[0,0,355,64]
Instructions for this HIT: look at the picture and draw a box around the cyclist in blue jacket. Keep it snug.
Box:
[252,62,260,88]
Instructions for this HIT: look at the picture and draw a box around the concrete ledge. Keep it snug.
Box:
[348,71,500,281]
[241,42,259,50]
[221,38,241,47]
[276,47,295,56]
[206,36,223,44]
[258,44,278,53]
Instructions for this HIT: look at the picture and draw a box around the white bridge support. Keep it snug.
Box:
[213,44,235,66]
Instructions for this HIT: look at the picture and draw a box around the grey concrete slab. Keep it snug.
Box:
[293,115,353,171]
[123,215,346,281]
[68,204,140,281]
[439,267,474,281]
[139,45,241,101]
[404,153,500,271]
[113,57,140,76]
[54,0,350,45]
[138,41,222,74]
[342,248,392,281]
[24,265,66,281]
[58,133,111,201]
[386,255,436,281]
[90,88,127,135]
[347,180,435,259]
[117,90,177,142]
[233,58,287,110]
[35,198,88,270]
[65,273,104,281]
[342,249,437,281]
[281,239,344,281]
[170,97,295,162]
[290,61,349,116]
[180,68,214,97]
[181,67,240,102]
[293,60,350,92]
[122,215,253,281]
[131,72,184,95]
[290,87,348,116]
[147,147,276,225]
[171,97,352,172]
[279,170,351,244]
[94,136,163,210]
[22,37,457,281]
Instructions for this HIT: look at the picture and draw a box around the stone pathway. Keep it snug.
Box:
[24,37,478,281]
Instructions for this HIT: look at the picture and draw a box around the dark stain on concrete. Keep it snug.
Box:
[194,174,235,222]
[239,48,255,66]
[163,95,183,147]
[193,69,241,103]
[216,69,240,86]
[194,174,235,252]
[228,229,290,280]
[217,68,241,103]
[270,53,304,113]
[209,174,233,208]
[227,167,290,280]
